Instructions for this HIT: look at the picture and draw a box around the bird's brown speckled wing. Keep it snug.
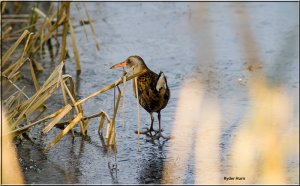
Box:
[136,70,170,113]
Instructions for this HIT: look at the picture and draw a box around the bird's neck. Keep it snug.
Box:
[132,64,149,74]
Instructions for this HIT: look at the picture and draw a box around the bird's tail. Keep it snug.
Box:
[156,71,167,91]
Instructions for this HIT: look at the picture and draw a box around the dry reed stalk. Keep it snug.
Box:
[68,19,81,73]
[62,79,86,136]
[2,78,21,99]
[7,57,29,79]
[1,1,7,13]
[82,118,91,134]
[11,88,53,127]
[29,6,63,54]
[74,3,89,40]
[21,32,33,57]
[45,112,83,151]
[42,104,72,134]
[134,77,141,146]
[31,24,59,53]
[28,5,39,33]
[59,74,69,105]
[8,106,68,137]
[33,7,47,18]
[31,9,58,45]
[59,2,70,62]
[46,2,54,15]
[2,30,30,65]
[8,71,20,81]
[31,59,44,71]
[29,59,39,91]
[83,2,100,50]
[2,57,21,76]
[2,75,28,99]
[59,75,74,133]
[98,112,112,134]
[1,26,12,40]
[1,14,30,19]
[3,90,23,110]
[122,76,127,128]
[107,86,121,147]
[13,2,21,14]
[53,112,110,127]
[1,22,10,30]
[1,19,29,23]
[74,69,147,106]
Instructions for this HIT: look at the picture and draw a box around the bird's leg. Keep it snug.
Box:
[153,111,170,140]
[149,112,154,132]
[135,112,155,136]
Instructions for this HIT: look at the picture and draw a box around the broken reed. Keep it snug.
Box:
[6,66,146,150]
[1,2,116,151]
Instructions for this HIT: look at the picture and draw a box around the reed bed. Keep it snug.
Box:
[1,2,138,152]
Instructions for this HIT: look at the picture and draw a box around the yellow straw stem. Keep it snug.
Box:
[74,69,147,106]
[134,77,140,146]
[122,76,126,128]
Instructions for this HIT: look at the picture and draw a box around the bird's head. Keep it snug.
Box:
[110,55,148,74]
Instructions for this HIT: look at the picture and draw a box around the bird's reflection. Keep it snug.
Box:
[137,142,167,184]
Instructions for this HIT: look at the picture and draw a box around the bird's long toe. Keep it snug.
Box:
[153,131,170,140]
[135,128,155,136]
[153,128,163,133]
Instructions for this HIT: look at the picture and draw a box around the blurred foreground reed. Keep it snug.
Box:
[0,109,24,184]
[162,3,298,184]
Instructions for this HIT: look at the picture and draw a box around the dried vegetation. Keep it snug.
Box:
[1,2,136,151]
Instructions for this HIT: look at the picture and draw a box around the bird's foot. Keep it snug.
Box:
[152,131,170,141]
[153,128,163,133]
[135,128,156,136]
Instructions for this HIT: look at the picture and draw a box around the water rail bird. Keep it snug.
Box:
[111,55,170,140]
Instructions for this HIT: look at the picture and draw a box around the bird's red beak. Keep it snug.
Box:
[110,60,128,69]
